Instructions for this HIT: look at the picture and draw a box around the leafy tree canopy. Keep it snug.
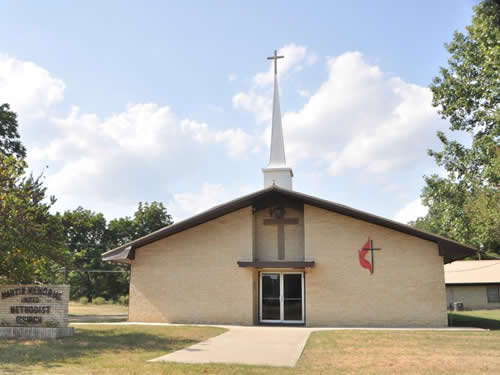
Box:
[416,0,500,257]
[0,103,26,159]
[0,155,66,283]
[62,201,173,300]
[61,207,126,300]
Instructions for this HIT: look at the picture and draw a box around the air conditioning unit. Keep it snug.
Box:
[453,302,464,311]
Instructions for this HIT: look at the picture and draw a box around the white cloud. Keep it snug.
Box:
[35,103,200,162]
[2,49,446,223]
[232,43,316,125]
[0,55,65,118]
[17,90,255,218]
[228,73,237,82]
[281,51,446,175]
[232,90,272,124]
[181,118,213,145]
[392,197,428,224]
[233,50,445,176]
[30,104,211,216]
[254,44,309,87]
[180,119,254,157]
[27,100,256,218]
[215,128,253,158]
[168,183,259,220]
[168,183,231,220]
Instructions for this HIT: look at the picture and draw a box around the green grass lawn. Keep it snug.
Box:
[69,302,129,316]
[68,302,128,323]
[0,325,226,374]
[1,310,499,374]
[448,309,500,330]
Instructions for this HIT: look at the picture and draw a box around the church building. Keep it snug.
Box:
[102,51,475,327]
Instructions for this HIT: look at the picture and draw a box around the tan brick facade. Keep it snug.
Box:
[128,203,448,327]
[446,285,500,310]
[129,207,257,324]
[304,205,447,327]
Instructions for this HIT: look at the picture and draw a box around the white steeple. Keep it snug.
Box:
[262,49,293,190]
[269,77,286,167]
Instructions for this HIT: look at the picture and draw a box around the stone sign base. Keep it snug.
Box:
[0,326,74,339]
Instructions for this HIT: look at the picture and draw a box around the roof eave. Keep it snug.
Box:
[101,186,276,259]
[101,185,476,263]
[102,245,134,262]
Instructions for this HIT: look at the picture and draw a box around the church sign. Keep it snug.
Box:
[0,285,73,339]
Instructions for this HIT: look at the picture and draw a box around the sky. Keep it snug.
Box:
[0,1,478,223]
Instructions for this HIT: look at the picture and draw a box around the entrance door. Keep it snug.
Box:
[260,272,304,324]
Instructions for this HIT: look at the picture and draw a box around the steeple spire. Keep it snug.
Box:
[268,62,286,167]
[262,49,294,190]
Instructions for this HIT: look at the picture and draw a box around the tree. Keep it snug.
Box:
[464,178,500,255]
[0,103,26,158]
[107,201,173,245]
[132,201,173,238]
[416,0,500,257]
[61,201,173,300]
[62,208,128,300]
[0,155,66,283]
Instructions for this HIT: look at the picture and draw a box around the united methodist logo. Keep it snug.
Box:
[358,238,382,274]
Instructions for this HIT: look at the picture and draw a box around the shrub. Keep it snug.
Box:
[93,297,106,305]
[79,296,89,305]
[118,295,129,306]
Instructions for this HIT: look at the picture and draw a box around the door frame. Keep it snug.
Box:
[259,271,304,324]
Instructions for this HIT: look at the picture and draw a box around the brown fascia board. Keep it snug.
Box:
[446,282,500,286]
[237,261,315,268]
[102,185,476,262]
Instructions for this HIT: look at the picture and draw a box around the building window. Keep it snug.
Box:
[486,285,500,303]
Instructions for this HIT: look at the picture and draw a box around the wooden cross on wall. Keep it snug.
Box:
[264,216,299,260]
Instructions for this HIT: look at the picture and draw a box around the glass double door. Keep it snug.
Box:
[260,272,304,323]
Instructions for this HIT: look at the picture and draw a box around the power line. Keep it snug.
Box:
[74,270,129,273]
[67,257,105,260]
[446,261,500,272]
[58,268,129,273]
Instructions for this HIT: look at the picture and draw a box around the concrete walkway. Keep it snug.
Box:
[149,325,312,367]
[71,322,486,367]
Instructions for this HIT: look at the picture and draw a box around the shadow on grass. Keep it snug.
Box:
[448,312,500,330]
[0,327,198,369]
[68,314,128,323]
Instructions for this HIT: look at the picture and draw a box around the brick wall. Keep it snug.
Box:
[127,203,449,327]
[304,205,448,327]
[446,285,500,310]
[129,207,256,324]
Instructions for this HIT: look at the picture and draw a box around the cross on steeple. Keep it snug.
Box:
[267,49,284,76]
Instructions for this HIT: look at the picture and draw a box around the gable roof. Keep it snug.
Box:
[102,185,476,263]
[445,260,500,285]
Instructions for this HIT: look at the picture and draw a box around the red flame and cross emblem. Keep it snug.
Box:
[358,238,382,274]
